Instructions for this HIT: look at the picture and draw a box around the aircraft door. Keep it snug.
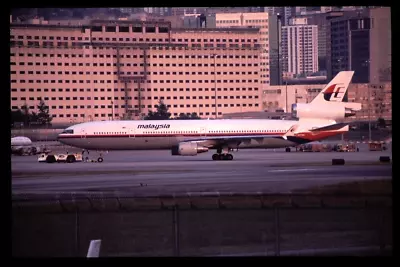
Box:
[129,128,135,138]
[200,127,207,137]
[80,129,86,139]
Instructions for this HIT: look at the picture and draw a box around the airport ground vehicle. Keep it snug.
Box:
[38,152,83,163]
[298,143,333,152]
[334,143,357,152]
[368,141,387,151]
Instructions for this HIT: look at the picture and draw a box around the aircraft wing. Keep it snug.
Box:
[184,134,285,148]
[309,122,349,132]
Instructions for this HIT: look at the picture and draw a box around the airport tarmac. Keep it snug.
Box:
[12,147,392,196]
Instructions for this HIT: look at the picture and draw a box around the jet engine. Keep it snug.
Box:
[171,142,209,156]
[292,103,356,120]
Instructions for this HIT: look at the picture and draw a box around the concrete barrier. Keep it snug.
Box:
[332,159,345,165]
[379,156,391,163]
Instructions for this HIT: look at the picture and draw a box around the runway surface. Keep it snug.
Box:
[12,148,392,195]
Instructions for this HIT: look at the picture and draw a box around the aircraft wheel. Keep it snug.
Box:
[46,155,56,163]
[285,147,291,152]
[226,154,233,160]
[212,154,220,160]
[66,155,76,163]
[97,157,104,163]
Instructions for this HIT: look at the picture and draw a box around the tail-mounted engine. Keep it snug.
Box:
[292,103,358,120]
[171,142,209,156]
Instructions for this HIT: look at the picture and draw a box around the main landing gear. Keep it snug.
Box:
[82,150,105,163]
[212,147,234,160]
[212,153,233,160]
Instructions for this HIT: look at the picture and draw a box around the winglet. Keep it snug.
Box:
[87,239,102,258]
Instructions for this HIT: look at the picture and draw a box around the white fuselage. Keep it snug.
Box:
[11,136,32,147]
[58,119,310,150]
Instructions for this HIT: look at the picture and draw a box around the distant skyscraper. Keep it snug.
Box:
[282,7,296,26]
[282,20,319,75]
[327,9,371,83]
[369,7,391,83]
[268,14,280,85]
[264,7,295,25]
[142,7,171,16]
[295,6,307,15]
[294,11,344,73]
[320,6,333,13]
[306,6,321,12]
[171,7,207,16]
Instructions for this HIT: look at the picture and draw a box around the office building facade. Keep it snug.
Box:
[10,20,262,124]
[264,7,296,26]
[369,7,391,83]
[281,21,319,76]
[327,9,371,83]
[294,11,344,74]
[214,12,270,88]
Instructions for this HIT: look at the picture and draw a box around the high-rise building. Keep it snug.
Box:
[10,19,262,123]
[264,7,295,26]
[282,19,319,76]
[295,6,307,15]
[268,14,279,85]
[171,7,207,16]
[369,7,391,83]
[294,11,344,74]
[183,14,216,28]
[206,7,249,14]
[143,7,172,16]
[327,9,371,83]
[320,6,334,13]
[214,12,270,88]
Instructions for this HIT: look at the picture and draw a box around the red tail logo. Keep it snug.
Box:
[323,84,345,101]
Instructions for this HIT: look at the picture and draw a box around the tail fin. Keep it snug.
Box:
[310,71,354,105]
[87,239,101,258]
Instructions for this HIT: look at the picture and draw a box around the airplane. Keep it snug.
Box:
[11,136,51,156]
[57,71,362,161]
[11,136,32,147]
[11,136,36,155]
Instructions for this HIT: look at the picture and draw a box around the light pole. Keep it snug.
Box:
[212,53,217,119]
[285,80,288,112]
[366,60,372,142]
[281,55,288,112]
[277,13,281,86]
[368,84,371,141]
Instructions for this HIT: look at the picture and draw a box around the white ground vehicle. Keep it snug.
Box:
[38,153,83,163]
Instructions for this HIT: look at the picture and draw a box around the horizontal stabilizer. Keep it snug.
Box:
[310,123,349,132]
[344,102,362,111]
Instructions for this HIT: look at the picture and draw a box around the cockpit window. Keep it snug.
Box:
[61,129,74,134]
